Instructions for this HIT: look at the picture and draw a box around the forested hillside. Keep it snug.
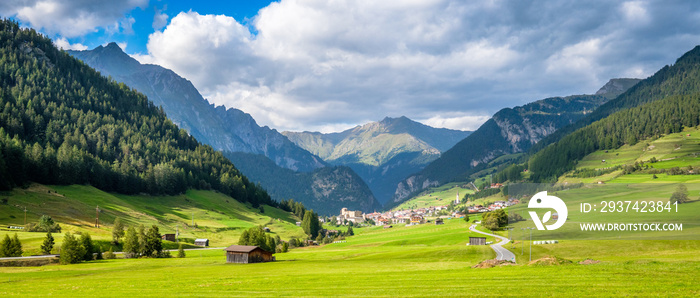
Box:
[388,87,630,206]
[529,94,700,181]
[531,46,700,153]
[0,20,272,206]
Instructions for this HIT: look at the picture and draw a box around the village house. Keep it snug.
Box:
[338,207,365,224]
[410,214,424,225]
[224,245,274,264]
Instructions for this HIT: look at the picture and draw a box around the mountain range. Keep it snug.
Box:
[68,43,380,214]
[387,78,640,207]
[283,116,471,204]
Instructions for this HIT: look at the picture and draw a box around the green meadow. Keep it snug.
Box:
[0,184,305,255]
[393,183,473,210]
[1,218,698,296]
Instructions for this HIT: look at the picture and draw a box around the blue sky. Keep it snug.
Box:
[2,1,700,133]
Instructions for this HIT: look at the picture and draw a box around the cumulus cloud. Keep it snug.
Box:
[25,0,700,133]
[53,37,87,51]
[0,0,147,37]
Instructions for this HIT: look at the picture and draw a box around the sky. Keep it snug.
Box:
[2,1,700,133]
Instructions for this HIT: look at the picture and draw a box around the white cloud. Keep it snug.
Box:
[134,1,700,132]
[419,114,491,131]
[0,0,147,37]
[152,8,168,30]
[53,37,87,51]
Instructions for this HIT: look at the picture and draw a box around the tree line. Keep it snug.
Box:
[0,19,273,207]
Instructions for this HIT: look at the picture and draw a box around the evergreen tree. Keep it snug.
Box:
[301,210,320,238]
[137,224,147,256]
[177,243,186,258]
[346,226,354,236]
[122,227,139,258]
[95,245,103,260]
[41,232,54,255]
[145,225,163,258]
[59,233,85,264]
[0,234,10,257]
[112,217,125,244]
[80,233,94,261]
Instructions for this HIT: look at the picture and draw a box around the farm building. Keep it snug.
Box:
[194,239,209,247]
[161,234,176,241]
[435,219,444,225]
[469,237,486,246]
[224,245,275,264]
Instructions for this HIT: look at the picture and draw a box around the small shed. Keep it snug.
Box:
[469,237,486,246]
[224,245,274,264]
[194,238,209,247]
[162,234,176,241]
[435,219,444,225]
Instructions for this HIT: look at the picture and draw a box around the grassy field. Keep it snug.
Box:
[393,183,474,210]
[0,184,306,254]
[506,183,700,241]
[0,218,698,296]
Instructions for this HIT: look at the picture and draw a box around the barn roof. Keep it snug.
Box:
[224,245,267,253]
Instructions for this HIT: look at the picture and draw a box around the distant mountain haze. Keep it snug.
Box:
[283,116,471,204]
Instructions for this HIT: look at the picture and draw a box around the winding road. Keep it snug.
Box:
[469,224,516,262]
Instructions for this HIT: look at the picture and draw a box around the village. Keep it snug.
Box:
[332,188,519,228]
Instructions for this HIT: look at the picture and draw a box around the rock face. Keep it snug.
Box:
[282,116,471,204]
[595,78,642,99]
[388,81,640,207]
[68,43,325,172]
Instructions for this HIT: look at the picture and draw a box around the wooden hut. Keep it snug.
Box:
[194,239,209,247]
[469,237,486,246]
[224,245,274,264]
[161,234,176,241]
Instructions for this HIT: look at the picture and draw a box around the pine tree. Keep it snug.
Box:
[122,227,139,258]
[41,232,54,255]
[177,243,186,258]
[8,233,23,257]
[59,233,85,264]
[145,225,162,258]
[80,233,94,261]
[0,234,11,257]
[112,217,125,244]
[95,245,103,260]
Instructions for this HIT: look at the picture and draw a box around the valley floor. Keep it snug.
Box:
[1,219,698,296]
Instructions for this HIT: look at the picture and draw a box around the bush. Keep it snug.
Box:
[104,247,117,259]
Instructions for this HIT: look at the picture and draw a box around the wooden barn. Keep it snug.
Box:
[469,237,486,246]
[224,245,274,264]
[161,234,176,241]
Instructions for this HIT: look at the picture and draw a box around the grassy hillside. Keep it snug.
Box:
[392,183,473,210]
[559,127,700,184]
[0,184,306,254]
[1,218,698,295]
